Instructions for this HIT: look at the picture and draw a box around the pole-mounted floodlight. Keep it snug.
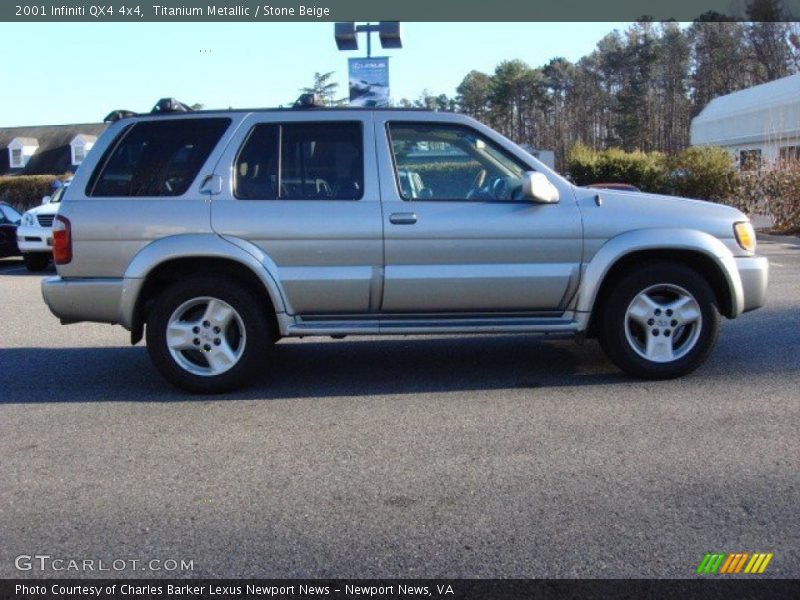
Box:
[334,22,402,57]
[378,22,402,49]
[334,22,358,51]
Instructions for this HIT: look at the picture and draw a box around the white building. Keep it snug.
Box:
[690,73,800,169]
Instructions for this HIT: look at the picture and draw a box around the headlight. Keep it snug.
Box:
[22,212,36,227]
[734,221,756,253]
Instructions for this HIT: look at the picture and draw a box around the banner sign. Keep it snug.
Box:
[348,57,390,108]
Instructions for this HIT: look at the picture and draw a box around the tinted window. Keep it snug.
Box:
[388,123,527,201]
[89,118,230,197]
[1,205,22,223]
[234,121,363,200]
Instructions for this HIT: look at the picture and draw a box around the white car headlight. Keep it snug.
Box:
[22,212,36,227]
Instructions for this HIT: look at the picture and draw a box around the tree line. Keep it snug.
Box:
[398,2,800,169]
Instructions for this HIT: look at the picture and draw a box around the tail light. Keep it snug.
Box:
[52,215,72,264]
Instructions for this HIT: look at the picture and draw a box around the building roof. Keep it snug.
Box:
[0,123,107,176]
[9,137,40,147]
[691,73,800,147]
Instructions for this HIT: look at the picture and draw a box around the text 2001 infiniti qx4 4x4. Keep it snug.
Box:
[41,97,768,393]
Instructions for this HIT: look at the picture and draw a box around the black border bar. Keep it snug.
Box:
[3,579,800,600]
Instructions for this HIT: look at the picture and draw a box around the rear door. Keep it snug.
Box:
[375,115,583,314]
[210,112,384,315]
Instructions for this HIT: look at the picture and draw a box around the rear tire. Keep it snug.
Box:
[146,276,273,393]
[23,253,49,272]
[599,262,720,379]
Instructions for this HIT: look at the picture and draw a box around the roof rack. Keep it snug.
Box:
[293,93,327,108]
[151,98,194,114]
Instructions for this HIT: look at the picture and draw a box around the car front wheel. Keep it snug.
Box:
[146,276,273,393]
[599,262,720,379]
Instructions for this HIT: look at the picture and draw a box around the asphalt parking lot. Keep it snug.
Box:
[1,239,799,579]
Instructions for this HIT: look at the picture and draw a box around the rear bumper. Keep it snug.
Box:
[41,276,125,325]
[735,255,769,313]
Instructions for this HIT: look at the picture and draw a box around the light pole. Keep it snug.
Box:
[334,22,402,108]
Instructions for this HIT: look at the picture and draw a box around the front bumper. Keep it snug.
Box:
[735,255,769,313]
[41,276,125,325]
[17,225,52,253]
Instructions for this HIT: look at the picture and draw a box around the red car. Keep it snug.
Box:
[587,183,642,193]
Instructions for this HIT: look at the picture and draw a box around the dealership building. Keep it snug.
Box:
[690,72,800,169]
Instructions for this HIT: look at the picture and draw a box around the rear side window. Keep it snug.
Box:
[88,118,230,197]
[234,121,363,200]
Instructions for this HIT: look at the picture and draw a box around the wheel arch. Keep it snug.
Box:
[578,229,743,335]
[121,234,287,344]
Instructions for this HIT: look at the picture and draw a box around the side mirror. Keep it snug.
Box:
[522,171,559,204]
[41,195,52,205]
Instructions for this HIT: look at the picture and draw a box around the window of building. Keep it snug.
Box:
[234,121,363,200]
[779,145,800,163]
[72,144,86,165]
[387,123,528,201]
[10,148,23,168]
[88,118,231,197]
[739,149,762,171]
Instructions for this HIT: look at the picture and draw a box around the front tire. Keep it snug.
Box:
[146,276,273,393]
[23,253,50,272]
[599,262,720,379]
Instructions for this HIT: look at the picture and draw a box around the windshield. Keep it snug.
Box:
[2,204,22,222]
[51,184,68,203]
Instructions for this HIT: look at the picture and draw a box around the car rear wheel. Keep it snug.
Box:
[23,253,50,272]
[146,276,273,393]
[599,262,720,379]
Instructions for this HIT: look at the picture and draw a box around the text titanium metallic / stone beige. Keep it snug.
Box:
[40,99,769,392]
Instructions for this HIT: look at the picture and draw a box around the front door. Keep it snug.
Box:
[375,118,583,314]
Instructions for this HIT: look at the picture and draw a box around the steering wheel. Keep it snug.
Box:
[491,177,509,200]
[466,169,488,200]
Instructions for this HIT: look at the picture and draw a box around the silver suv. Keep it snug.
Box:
[41,99,769,392]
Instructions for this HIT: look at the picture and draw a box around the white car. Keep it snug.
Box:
[17,179,70,272]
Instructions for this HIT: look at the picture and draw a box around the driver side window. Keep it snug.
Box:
[388,122,527,202]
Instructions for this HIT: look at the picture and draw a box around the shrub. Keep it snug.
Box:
[733,163,800,232]
[666,146,736,202]
[0,175,70,212]
[566,144,668,193]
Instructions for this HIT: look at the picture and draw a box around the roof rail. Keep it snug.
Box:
[104,109,138,123]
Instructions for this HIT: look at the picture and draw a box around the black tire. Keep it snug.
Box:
[146,276,273,393]
[23,253,50,272]
[599,262,720,379]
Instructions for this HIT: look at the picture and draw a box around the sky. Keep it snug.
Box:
[0,22,631,127]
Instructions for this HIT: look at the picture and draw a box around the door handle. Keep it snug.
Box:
[389,212,417,225]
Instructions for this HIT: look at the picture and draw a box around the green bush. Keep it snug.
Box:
[0,175,70,212]
[402,161,478,195]
[666,146,736,202]
[566,144,668,193]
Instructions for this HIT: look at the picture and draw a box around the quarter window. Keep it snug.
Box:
[234,121,363,200]
[388,123,527,201]
[88,118,230,197]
